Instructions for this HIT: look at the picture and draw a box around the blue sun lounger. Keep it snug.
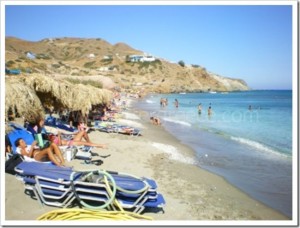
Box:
[15,162,76,207]
[93,121,141,136]
[7,126,93,162]
[7,128,35,154]
[14,162,165,213]
[45,116,78,132]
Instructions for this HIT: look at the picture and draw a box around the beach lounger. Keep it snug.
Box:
[7,127,94,162]
[45,116,78,132]
[93,121,141,136]
[7,128,35,154]
[7,122,27,130]
[14,162,165,213]
[69,171,163,212]
[115,126,141,136]
[15,162,78,207]
[91,121,115,133]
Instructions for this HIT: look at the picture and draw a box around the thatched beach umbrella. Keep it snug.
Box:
[5,77,45,122]
[19,74,112,115]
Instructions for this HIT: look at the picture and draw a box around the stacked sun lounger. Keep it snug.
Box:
[93,121,141,136]
[14,162,165,214]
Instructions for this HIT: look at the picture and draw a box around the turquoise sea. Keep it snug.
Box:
[135,90,293,218]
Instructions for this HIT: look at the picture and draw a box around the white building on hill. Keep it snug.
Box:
[128,54,156,62]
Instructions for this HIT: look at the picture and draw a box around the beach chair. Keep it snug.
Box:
[92,121,114,133]
[7,122,27,130]
[15,162,78,207]
[45,116,78,133]
[113,125,141,136]
[7,127,35,154]
[116,193,165,214]
[7,125,95,163]
[14,162,166,213]
[69,170,163,213]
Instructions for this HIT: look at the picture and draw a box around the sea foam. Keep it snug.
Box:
[162,117,192,127]
[145,99,154,104]
[151,142,196,165]
[230,136,290,158]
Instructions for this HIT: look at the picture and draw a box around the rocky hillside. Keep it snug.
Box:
[5,37,250,93]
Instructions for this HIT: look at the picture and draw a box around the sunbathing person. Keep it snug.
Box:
[150,116,161,125]
[49,130,107,149]
[76,118,91,142]
[30,116,97,146]
[15,138,65,166]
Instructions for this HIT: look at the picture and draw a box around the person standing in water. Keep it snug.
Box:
[208,106,212,116]
[174,99,179,108]
[198,103,202,114]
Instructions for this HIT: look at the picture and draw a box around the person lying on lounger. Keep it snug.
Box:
[49,130,108,149]
[29,116,106,148]
[15,138,65,166]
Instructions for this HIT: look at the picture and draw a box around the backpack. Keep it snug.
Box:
[5,154,24,175]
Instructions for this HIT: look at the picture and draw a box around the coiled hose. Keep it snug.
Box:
[37,208,153,220]
[70,169,151,210]
[70,170,117,210]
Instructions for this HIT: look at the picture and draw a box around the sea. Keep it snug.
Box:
[135,90,293,218]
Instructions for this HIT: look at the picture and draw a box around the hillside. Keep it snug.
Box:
[5,37,250,94]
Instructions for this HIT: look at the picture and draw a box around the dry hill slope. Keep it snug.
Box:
[5,37,250,93]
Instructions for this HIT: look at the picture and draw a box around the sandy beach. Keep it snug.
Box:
[4,97,289,225]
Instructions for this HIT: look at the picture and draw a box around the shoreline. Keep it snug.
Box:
[134,92,293,218]
[4,97,289,224]
[130,103,289,220]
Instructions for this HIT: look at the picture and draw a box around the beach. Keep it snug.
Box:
[4,97,289,224]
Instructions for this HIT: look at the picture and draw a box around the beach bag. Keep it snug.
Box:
[5,154,24,175]
[35,133,51,149]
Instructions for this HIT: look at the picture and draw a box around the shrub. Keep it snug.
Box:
[37,63,47,71]
[83,61,95,68]
[5,60,15,67]
[100,58,113,64]
[52,64,60,69]
[178,60,185,67]
[36,54,51,60]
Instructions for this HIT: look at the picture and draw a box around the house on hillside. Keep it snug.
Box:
[127,55,156,63]
[140,55,156,62]
[26,52,36,59]
[88,53,95,59]
[128,55,143,62]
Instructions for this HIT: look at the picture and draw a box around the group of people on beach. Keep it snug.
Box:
[7,101,123,166]
[13,115,108,166]
[6,92,145,167]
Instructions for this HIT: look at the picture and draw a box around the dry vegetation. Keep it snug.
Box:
[5,36,249,94]
[5,74,112,121]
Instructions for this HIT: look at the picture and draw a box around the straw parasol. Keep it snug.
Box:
[6,74,113,119]
[5,77,45,122]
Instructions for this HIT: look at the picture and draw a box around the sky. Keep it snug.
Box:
[4,3,294,90]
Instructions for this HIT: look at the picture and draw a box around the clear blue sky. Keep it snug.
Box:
[4,4,294,89]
